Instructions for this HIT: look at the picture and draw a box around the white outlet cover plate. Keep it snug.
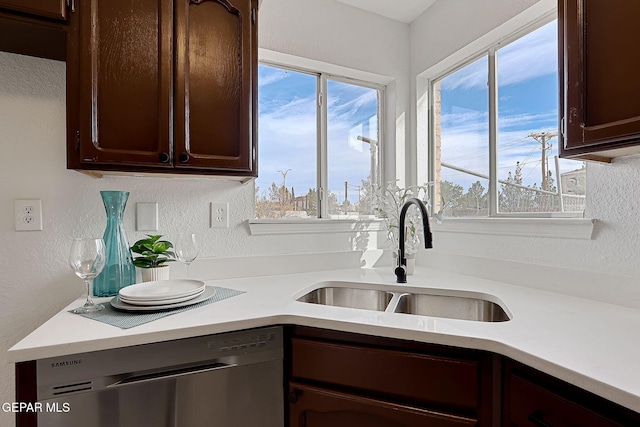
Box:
[210,202,229,228]
[14,199,43,231]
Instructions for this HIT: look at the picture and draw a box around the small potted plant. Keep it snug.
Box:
[130,234,176,282]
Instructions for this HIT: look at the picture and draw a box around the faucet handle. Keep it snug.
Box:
[395,264,407,283]
[395,250,407,283]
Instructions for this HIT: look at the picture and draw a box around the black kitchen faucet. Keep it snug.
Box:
[395,198,433,283]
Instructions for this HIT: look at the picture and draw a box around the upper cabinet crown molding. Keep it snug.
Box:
[559,0,640,162]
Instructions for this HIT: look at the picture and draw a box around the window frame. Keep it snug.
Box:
[426,14,583,219]
[256,60,386,220]
[415,4,594,239]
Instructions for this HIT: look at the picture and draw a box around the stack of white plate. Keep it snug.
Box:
[119,279,206,306]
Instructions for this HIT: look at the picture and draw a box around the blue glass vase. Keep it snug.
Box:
[93,191,136,296]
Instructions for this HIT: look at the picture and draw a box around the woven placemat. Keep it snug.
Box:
[71,286,245,329]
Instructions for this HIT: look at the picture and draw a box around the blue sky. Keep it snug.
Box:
[257,67,378,203]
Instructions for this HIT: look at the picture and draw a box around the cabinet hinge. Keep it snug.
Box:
[75,131,80,152]
[66,0,75,12]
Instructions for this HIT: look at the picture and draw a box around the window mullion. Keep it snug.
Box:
[488,49,498,216]
[318,74,328,219]
[427,79,437,216]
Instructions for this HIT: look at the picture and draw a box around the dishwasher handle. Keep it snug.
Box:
[108,362,238,388]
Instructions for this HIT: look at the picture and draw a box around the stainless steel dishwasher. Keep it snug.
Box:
[36,326,283,427]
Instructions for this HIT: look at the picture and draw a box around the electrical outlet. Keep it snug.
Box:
[14,199,43,231]
[210,202,229,228]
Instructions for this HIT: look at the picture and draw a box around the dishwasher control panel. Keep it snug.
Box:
[209,330,278,353]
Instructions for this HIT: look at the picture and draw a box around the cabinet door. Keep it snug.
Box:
[560,0,640,160]
[69,0,173,169]
[505,374,621,427]
[289,383,477,427]
[502,360,640,427]
[0,0,67,20]
[174,0,257,175]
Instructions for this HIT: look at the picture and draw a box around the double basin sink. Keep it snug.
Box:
[297,281,510,322]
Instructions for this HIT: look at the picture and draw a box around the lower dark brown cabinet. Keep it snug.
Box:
[502,360,640,427]
[287,326,494,427]
[289,383,477,427]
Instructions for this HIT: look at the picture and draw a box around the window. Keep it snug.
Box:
[426,19,586,218]
[256,63,382,219]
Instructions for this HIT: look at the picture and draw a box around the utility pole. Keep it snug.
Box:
[357,135,378,186]
[277,169,292,188]
[528,132,557,190]
[277,169,292,207]
[344,181,348,204]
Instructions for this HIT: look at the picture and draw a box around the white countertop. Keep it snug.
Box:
[9,266,640,413]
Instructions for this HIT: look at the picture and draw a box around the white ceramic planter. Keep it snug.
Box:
[141,266,170,282]
[405,257,415,275]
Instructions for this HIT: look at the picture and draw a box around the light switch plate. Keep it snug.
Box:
[136,202,158,231]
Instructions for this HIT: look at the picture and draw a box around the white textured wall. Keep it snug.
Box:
[410,0,640,278]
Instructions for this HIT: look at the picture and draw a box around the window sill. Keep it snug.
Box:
[249,217,596,240]
[431,217,596,240]
[248,218,385,235]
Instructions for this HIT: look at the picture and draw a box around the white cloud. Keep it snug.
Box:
[441,21,557,91]
[258,68,289,87]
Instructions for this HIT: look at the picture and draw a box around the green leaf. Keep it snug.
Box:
[130,234,176,268]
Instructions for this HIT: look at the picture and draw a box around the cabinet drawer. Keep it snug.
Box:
[291,338,480,411]
[289,382,477,427]
[507,374,621,427]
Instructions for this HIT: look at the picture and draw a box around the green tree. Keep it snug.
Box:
[254,185,271,219]
[465,180,487,214]
[440,180,464,216]
[305,188,318,217]
[533,170,558,212]
[499,161,534,212]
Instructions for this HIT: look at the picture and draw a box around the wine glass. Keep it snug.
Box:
[69,238,107,314]
[175,233,199,278]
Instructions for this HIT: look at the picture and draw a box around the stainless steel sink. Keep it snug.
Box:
[296,283,511,322]
[297,287,393,311]
[392,293,510,322]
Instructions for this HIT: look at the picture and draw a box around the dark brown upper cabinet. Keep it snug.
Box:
[559,0,640,161]
[174,0,255,172]
[66,0,258,179]
[0,0,68,21]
